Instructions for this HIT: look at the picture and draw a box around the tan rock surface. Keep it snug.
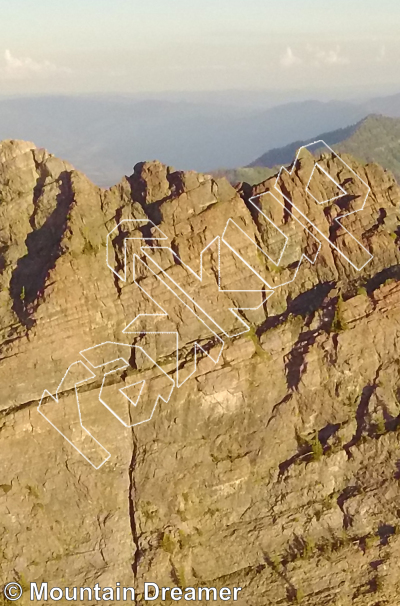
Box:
[1,140,400,604]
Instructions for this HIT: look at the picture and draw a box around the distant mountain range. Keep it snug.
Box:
[0,92,399,187]
[363,93,400,118]
[247,114,400,183]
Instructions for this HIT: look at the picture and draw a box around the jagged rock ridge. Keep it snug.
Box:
[1,140,400,605]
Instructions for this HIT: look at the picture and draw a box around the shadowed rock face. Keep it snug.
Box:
[2,139,400,604]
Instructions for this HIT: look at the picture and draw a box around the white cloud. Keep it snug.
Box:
[280,47,302,68]
[308,45,350,66]
[1,49,71,79]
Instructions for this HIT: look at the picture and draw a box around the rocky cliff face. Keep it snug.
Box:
[1,140,400,605]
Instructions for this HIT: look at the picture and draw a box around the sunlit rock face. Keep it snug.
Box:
[1,140,400,605]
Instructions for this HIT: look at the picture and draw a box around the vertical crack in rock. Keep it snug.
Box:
[344,365,383,455]
[30,152,49,230]
[0,244,7,276]
[110,207,126,299]
[337,485,360,529]
[9,170,75,329]
[128,427,141,599]
[275,179,298,225]
[284,328,319,392]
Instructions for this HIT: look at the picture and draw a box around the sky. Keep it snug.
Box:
[0,0,399,96]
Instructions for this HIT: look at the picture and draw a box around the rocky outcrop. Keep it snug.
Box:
[1,140,400,604]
